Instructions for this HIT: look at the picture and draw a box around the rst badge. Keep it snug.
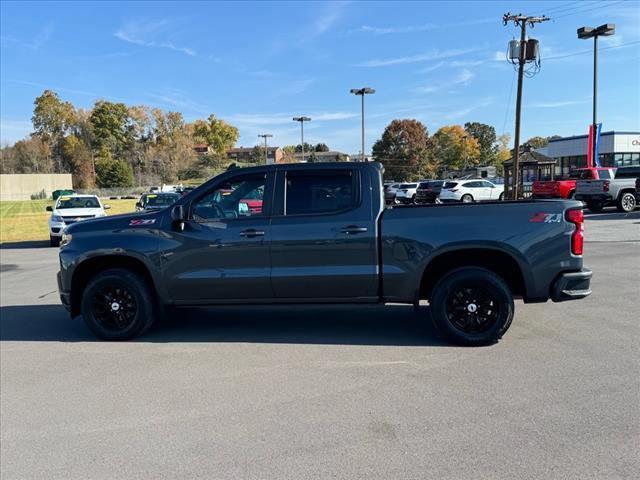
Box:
[530,213,563,223]
[129,219,156,226]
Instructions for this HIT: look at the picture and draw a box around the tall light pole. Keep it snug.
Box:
[293,116,311,162]
[350,87,375,161]
[578,24,615,168]
[257,133,273,164]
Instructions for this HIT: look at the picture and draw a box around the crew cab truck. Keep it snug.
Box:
[575,166,640,213]
[532,167,614,200]
[57,162,592,346]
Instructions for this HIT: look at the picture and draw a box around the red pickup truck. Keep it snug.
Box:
[532,167,615,199]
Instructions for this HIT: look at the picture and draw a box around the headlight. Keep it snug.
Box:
[60,232,72,247]
[51,214,64,223]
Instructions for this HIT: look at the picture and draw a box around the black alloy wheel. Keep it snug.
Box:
[445,285,500,334]
[91,285,138,331]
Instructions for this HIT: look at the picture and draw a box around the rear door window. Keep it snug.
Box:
[285,170,357,216]
[597,170,611,180]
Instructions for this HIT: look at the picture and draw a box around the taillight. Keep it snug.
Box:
[566,208,584,255]
[603,180,610,192]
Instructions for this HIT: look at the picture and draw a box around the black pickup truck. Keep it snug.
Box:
[57,162,592,345]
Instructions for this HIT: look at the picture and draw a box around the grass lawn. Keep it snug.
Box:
[0,198,137,243]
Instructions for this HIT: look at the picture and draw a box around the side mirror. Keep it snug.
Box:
[171,205,186,231]
[103,204,111,209]
[46,206,53,212]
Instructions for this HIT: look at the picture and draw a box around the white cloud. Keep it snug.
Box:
[412,69,475,94]
[443,97,493,120]
[0,119,33,145]
[357,47,484,67]
[314,2,348,35]
[352,18,495,36]
[114,19,196,56]
[528,100,587,108]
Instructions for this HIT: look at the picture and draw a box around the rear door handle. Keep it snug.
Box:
[239,229,265,238]
[340,226,368,234]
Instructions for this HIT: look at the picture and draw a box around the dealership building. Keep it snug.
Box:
[537,131,640,175]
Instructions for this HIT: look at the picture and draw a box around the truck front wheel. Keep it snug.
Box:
[429,267,514,346]
[80,268,156,340]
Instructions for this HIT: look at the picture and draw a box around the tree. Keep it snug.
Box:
[315,143,330,152]
[192,114,239,156]
[150,109,195,181]
[464,122,497,165]
[89,100,130,156]
[524,136,549,149]
[294,142,314,153]
[95,150,134,188]
[495,133,511,175]
[372,119,431,180]
[432,125,481,172]
[31,90,76,171]
[4,137,52,173]
[62,135,94,188]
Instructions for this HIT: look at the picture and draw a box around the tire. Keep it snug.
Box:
[461,194,474,203]
[617,192,636,213]
[567,191,575,200]
[429,267,514,346]
[411,194,417,204]
[498,192,505,201]
[587,201,604,213]
[80,268,156,340]
[50,235,60,247]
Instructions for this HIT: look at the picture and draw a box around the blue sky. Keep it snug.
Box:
[1,0,639,153]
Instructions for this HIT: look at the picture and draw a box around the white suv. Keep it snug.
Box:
[395,183,420,204]
[47,195,109,246]
[439,179,505,203]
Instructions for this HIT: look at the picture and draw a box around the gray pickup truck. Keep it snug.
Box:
[575,166,640,213]
[57,162,591,345]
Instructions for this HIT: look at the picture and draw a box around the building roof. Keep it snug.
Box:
[548,131,640,143]
[228,146,281,153]
[504,149,555,165]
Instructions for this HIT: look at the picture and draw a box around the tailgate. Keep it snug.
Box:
[533,181,558,195]
[576,180,605,195]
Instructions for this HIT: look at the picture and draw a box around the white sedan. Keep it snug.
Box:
[439,179,505,203]
[47,195,109,246]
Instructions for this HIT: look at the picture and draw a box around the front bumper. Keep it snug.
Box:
[57,271,71,312]
[551,268,592,302]
[49,222,65,236]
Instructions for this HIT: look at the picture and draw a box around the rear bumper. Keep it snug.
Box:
[574,193,612,202]
[551,268,592,302]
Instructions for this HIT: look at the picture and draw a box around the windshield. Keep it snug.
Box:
[418,182,431,189]
[144,193,180,207]
[56,196,100,209]
[400,183,417,188]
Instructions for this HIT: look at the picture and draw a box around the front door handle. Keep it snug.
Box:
[340,226,368,235]
[239,229,265,238]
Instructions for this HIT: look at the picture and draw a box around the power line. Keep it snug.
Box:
[544,40,640,60]
[502,68,516,135]
[552,0,626,19]
[537,1,593,16]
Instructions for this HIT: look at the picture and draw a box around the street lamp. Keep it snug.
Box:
[292,116,311,162]
[350,87,375,162]
[257,133,273,164]
[578,23,615,167]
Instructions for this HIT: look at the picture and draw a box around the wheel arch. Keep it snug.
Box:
[419,247,527,301]
[70,255,158,317]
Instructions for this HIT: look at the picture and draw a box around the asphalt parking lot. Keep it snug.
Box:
[1,211,639,480]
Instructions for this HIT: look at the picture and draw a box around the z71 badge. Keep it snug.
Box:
[529,213,563,223]
[129,219,156,226]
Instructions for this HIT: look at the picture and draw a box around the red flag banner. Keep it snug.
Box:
[586,124,594,168]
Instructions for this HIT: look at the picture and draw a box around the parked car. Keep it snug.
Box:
[57,162,591,346]
[395,182,420,204]
[635,177,640,203]
[136,192,182,212]
[575,166,640,213]
[439,179,505,203]
[181,186,196,196]
[415,180,445,204]
[46,195,109,246]
[532,167,615,199]
[384,183,401,204]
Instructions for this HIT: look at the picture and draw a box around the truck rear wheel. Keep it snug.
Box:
[80,268,156,340]
[429,267,514,346]
[617,192,636,213]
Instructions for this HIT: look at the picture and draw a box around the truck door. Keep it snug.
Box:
[161,170,274,302]
[269,166,378,300]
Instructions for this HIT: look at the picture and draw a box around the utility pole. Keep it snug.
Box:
[350,87,375,161]
[503,13,549,199]
[257,133,273,164]
[293,116,311,162]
